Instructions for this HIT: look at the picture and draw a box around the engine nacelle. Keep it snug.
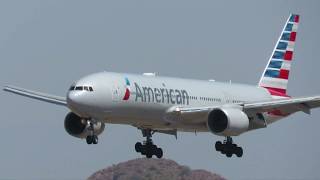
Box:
[207,108,249,136]
[64,112,105,139]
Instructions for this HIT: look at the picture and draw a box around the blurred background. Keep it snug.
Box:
[0,0,319,179]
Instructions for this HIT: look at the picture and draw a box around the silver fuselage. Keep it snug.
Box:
[67,72,280,133]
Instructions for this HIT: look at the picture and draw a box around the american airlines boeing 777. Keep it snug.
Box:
[4,14,320,158]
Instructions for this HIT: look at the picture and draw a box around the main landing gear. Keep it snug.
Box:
[135,129,163,159]
[86,120,98,145]
[215,137,243,158]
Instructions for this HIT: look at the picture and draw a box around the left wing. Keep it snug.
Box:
[166,95,320,122]
[243,95,320,115]
[3,85,67,106]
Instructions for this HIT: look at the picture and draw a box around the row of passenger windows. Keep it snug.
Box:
[231,100,242,103]
[189,96,222,102]
[189,96,243,103]
[69,86,94,92]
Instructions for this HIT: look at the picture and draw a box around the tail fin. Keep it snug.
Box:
[259,14,300,97]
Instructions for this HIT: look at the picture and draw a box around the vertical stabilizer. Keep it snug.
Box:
[259,14,299,97]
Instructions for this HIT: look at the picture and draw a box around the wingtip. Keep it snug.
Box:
[3,85,19,92]
[3,85,10,91]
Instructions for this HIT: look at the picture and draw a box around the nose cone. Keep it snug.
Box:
[67,91,79,106]
[67,91,89,114]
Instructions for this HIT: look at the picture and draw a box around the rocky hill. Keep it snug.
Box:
[87,158,226,180]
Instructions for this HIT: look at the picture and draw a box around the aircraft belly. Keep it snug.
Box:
[100,103,208,132]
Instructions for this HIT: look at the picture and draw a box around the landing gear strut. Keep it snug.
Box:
[215,137,243,158]
[135,129,163,159]
[86,120,98,145]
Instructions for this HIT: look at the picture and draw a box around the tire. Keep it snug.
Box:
[86,136,93,144]
[215,141,223,151]
[232,144,237,148]
[156,148,163,159]
[221,149,226,154]
[226,152,232,158]
[146,152,152,158]
[236,147,243,157]
[135,142,142,152]
[141,146,146,155]
[93,136,98,144]
[151,144,157,151]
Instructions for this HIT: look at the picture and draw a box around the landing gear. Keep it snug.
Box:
[135,129,163,159]
[86,135,98,144]
[86,120,98,145]
[215,137,243,158]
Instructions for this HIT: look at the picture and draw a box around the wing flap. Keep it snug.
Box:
[4,85,67,106]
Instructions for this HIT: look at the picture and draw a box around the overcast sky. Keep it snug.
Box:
[1,0,320,179]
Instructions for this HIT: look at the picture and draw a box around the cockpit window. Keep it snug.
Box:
[75,86,83,90]
[70,86,94,92]
[69,86,75,91]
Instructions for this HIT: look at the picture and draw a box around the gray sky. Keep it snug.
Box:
[1,0,320,179]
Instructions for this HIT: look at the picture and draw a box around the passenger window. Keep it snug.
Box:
[89,87,93,91]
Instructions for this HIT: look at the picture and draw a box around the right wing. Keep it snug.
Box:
[3,85,67,106]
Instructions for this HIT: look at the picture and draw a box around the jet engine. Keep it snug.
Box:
[207,108,249,136]
[64,112,105,138]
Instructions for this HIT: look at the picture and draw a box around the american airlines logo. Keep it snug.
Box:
[122,77,131,100]
[122,77,189,105]
[134,83,189,105]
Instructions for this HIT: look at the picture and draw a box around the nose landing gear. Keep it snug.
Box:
[135,129,163,159]
[215,137,243,158]
[86,134,98,144]
[86,120,98,145]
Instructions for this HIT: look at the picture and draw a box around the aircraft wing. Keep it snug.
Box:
[166,95,320,122]
[3,85,67,106]
[243,95,320,115]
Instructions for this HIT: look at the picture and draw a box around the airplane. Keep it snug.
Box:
[4,14,320,158]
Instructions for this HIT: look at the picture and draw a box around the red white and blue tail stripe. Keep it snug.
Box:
[259,14,299,98]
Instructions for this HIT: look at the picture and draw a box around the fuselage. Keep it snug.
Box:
[67,72,281,132]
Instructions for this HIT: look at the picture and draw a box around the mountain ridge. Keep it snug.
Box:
[87,158,226,180]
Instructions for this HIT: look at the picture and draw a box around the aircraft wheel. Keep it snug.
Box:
[236,147,243,157]
[215,141,223,151]
[155,148,163,159]
[93,135,98,144]
[135,142,142,152]
[226,152,232,158]
[146,150,153,158]
[86,136,93,144]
